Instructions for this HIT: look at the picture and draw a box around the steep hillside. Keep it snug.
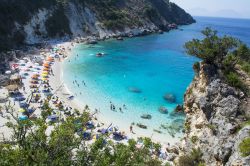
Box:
[177,63,250,165]
[0,0,194,50]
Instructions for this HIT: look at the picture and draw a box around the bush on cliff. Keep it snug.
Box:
[184,27,239,66]
[185,28,250,92]
[178,148,204,166]
[239,137,250,157]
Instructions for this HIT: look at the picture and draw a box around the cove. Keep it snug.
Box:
[63,32,198,144]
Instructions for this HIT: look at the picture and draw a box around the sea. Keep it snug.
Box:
[63,17,250,144]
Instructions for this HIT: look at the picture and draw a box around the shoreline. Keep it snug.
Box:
[50,41,183,146]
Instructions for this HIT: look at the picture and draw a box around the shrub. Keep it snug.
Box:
[241,62,250,75]
[184,122,191,132]
[178,148,204,166]
[191,136,198,144]
[225,72,243,89]
[239,137,250,157]
[193,62,200,74]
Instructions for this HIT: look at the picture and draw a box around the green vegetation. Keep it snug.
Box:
[185,27,250,92]
[193,62,201,74]
[178,148,205,166]
[239,137,250,157]
[0,103,163,165]
[191,136,198,144]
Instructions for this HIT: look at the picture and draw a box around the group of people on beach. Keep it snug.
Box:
[109,101,127,114]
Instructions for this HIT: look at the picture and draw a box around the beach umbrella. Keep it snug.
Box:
[25,68,31,71]
[43,68,50,71]
[41,77,48,81]
[43,64,50,68]
[34,63,39,66]
[5,70,11,74]
[42,71,49,74]
[19,115,28,121]
[19,108,26,113]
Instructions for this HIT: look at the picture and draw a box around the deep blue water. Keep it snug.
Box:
[63,17,250,143]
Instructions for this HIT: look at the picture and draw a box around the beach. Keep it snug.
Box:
[49,42,181,146]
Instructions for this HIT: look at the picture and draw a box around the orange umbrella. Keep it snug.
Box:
[43,64,50,67]
[32,75,39,79]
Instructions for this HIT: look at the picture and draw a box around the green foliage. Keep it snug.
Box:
[0,105,162,165]
[191,136,198,144]
[193,62,201,74]
[178,148,204,166]
[225,72,243,89]
[184,122,191,132]
[236,44,250,62]
[241,62,250,75]
[222,53,239,72]
[185,27,239,65]
[185,28,250,92]
[45,5,72,37]
[143,6,160,21]
[239,137,250,157]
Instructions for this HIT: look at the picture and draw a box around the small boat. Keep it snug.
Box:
[96,53,105,57]
[140,114,152,120]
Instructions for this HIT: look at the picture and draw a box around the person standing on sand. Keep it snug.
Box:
[130,125,135,134]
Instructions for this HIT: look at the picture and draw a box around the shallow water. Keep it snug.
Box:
[63,17,250,143]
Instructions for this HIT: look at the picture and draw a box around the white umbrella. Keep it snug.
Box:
[5,70,11,74]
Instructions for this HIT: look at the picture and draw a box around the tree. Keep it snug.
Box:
[0,103,162,165]
[184,27,239,66]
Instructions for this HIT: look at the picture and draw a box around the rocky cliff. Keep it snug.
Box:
[178,63,250,165]
[0,0,194,51]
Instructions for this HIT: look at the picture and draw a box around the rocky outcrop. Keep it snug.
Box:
[0,0,194,51]
[178,63,250,165]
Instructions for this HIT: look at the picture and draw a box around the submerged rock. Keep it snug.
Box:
[174,104,183,113]
[158,106,168,114]
[163,93,176,103]
[137,123,147,129]
[140,114,152,120]
[117,37,124,41]
[128,87,142,93]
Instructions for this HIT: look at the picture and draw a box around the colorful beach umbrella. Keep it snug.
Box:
[19,115,28,121]
[19,108,26,113]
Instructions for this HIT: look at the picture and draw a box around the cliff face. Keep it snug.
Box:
[0,0,194,50]
[179,63,250,165]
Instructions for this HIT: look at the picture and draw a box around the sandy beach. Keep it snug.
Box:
[48,42,182,147]
[0,40,180,161]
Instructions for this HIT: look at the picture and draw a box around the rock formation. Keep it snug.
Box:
[0,0,195,51]
[177,62,250,165]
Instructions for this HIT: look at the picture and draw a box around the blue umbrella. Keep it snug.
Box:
[19,115,28,121]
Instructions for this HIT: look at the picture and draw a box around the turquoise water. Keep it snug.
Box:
[63,17,250,143]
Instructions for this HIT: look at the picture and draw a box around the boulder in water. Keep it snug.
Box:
[159,106,168,114]
[117,37,124,41]
[175,104,183,113]
[163,93,176,103]
[128,87,142,93]
[140,114,152,119]
[137,123,147,129]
